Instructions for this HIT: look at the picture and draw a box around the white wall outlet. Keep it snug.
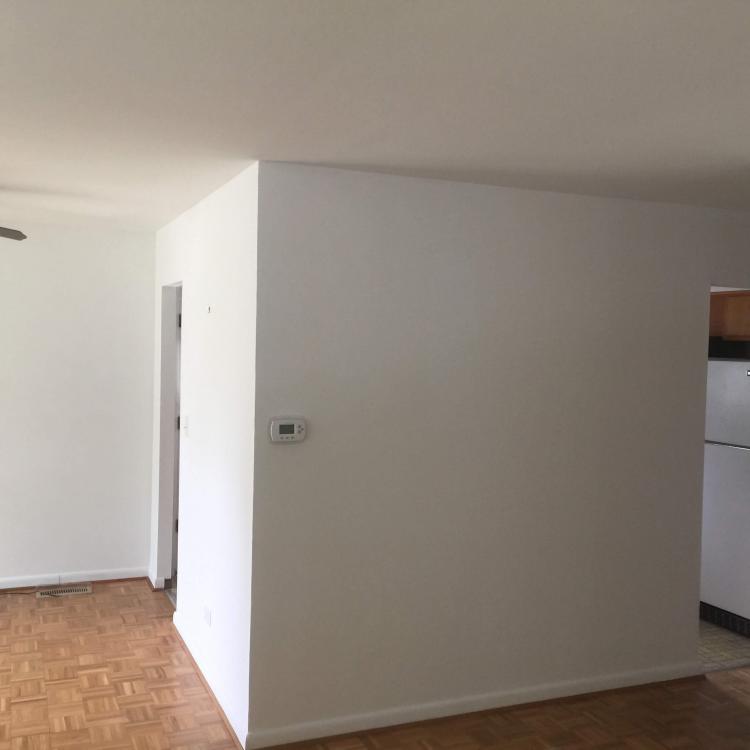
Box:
[203,605,212,627]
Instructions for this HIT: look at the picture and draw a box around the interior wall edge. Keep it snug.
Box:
[245,660,703,749]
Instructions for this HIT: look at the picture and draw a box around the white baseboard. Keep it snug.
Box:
[245,660,703,749]
[0,567,148,590]
[150,576,166,590]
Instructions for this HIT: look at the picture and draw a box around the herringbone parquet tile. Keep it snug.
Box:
[280,668,750,750]
[0,579,240,750]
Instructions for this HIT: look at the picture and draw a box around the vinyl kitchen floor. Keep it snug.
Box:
[700,619,750,672]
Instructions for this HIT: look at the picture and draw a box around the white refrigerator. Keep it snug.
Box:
[701,360,750,619]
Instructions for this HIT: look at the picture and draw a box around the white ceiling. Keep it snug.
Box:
[5,0,750,230]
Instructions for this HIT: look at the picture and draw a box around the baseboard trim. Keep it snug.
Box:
[700,600,750,637]
[0,567,148,590]
[245,660,703,749]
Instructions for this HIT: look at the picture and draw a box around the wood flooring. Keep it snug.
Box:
[6,580,750,749]
[280,671,750,750]
[0,578,240,750]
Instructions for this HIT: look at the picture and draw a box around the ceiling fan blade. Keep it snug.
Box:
[0,226,27,241]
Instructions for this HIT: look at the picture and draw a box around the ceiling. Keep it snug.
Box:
[4,0,750,230]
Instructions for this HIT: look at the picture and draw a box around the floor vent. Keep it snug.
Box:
[36,583,92,599]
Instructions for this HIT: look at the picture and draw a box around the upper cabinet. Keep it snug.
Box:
[711,291,750,341]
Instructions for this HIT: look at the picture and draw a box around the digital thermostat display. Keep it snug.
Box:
[269,417,307,443]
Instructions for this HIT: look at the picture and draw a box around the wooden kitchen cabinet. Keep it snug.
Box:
[711,291,750,340]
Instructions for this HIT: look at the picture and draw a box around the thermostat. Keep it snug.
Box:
[269,417,307,443]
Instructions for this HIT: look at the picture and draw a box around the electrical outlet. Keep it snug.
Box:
[203,606,212,627]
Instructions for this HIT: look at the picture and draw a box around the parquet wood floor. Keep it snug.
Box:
[0,578,240,750]
[281,669,750,750]
[8,580,750,750]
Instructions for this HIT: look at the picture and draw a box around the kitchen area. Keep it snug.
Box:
[700,288,750,670]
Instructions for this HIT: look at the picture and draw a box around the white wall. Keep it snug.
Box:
[151,164,258,743]
[248,163,750,747]
[0,221,153,587]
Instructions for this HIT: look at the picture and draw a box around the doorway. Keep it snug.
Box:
[167,286,182,606]
[156,284,183,607]
[699,286,750,671]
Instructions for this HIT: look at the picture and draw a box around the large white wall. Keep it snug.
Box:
[151,164,258,744]
[248,163,750,747]
[0,221,154,587]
